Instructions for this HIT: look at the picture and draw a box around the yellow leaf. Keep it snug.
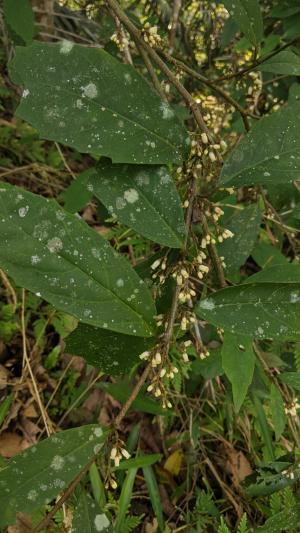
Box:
[164,449,183,476]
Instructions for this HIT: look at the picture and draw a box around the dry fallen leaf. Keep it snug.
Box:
[224,444,252,488]
[0,431,30,458]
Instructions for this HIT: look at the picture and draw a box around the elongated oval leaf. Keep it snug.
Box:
[4,0,35,45]
[245,263,300,284]
[222,332,255,412]
[257,50,300,76]
[9,42,189,165]
[72,490,111,533]
[196,283,300,339]
[88,161,186,248]
[218,203,261,277]
[269,384,286,441]
[0,425,106,527]
[0,184,156,337]
[222,0,263,46]
[65,323,152,375]
[219,102,300,187]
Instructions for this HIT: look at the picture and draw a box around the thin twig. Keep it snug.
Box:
[159,49,253,131]
[21,289,52,437]
[200,213,226,288]
[0,269,17,311]
[33,455,97,532]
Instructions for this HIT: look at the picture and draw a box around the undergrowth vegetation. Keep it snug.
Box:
[1,0,300,531]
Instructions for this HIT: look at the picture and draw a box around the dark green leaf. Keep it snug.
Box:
[0,425,106,527]
[65,324,152,375]
[9,42,188,165]
[89,161,186,248]
[114,468,137,532]
[257,50,300,76]
[251,241,288,269]
[0,183,156,337]
[197,283,300,340]
[270,384,287,440]
[4,0,35,45]
[220,102,300,187]
[115,453,162,470]
[222,0,263,46]
[72,490,111,533]
[245,263,300,283]
[98,381,168,416]
[191,348,224,379]
[60,170,93,213]
[143,466,165,532]
[218,204,261,277]
[255,503,300,533]
[222,333,255,411]
[279,372,300,391]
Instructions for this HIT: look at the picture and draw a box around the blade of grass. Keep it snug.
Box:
[114,467,138,532]
[143,465,164,532]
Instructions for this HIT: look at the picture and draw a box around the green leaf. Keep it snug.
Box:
[60,170,94,213]
[3,0,35,45]
[9,42,188,165]
[143,466,165,532]
[65,324,152,375]
[221,333,255,412]
[219,102,300,187]
[255,503,300,533]
[218,204,261,277]
[115,453,162,471]
[244,263,300,283]
[279,372,300,391]
[269,384,287,440]
[251,241,288,269]
[0,425,106,527]
[88,161,186,248]
[115,468,138,532]
[0,394,13,427]
[98,381,168,416]
[0,183,156,338]
[196,283,300,340]
[222,0,263,46]
[251,395,275,461]
[72,490,111,533]
[271,0,300,18]
[257,50,300,76]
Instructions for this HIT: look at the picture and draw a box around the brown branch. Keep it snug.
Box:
[168,0,182,52]
[136,43,167,100]
[216,36,300,82]
[158,49,253,132]
[200,213,226,288]
[105,0,219,150]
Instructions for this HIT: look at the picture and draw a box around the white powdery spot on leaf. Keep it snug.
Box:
[31,255,41,265]
[27,489,38,501]
[290,291,300,303]
[199,298,215,310]
[47,237,63,253]
[124,188,139,203]
[160,101,174,119]
[94,514,110,531]
[51,455,65,471]
[116,278,124,287]
[18,205,29,218]
[22,89,30,98]
[60,40,74,54]
[93,427,103,437]
[82,82,98,99]
[116,197,126,210]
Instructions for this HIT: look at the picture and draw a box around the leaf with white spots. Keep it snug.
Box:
[0,425,107,527]
[65,323,152,375]
[9,41,189,165]
[217,203,261,278]
[219,102,300,187]
[72,490,111,533]
[244,263,300,284]
[0,183,156,337]
[221,333,255,412]
[222,0,263,46]
[88,161,186,248]
[257,50,300,76]
[196,283,300,340]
